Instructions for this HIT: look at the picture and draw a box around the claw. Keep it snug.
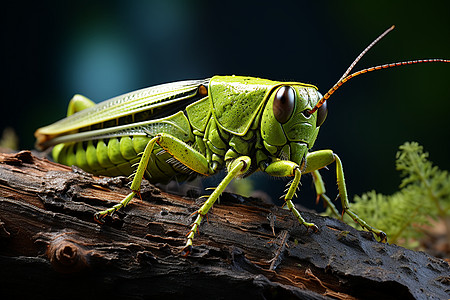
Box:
[378,231,387,243]
[305,223,319,233]
[94,212,106,224]
[181,245,192,257]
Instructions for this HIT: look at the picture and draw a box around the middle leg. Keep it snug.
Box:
[181,156,252,256]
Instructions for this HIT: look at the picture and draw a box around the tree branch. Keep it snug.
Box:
[0,151,448,299]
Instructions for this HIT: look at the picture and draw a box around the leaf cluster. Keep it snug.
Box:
[340,142,450,248]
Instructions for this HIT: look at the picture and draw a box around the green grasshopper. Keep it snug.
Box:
[35,26,449,256]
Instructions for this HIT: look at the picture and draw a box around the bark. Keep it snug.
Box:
[0,151,448,300]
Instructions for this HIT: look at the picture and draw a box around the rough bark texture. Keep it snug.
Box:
[0,151,449,300]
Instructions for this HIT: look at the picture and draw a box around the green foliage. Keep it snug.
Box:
[340,142,450,248]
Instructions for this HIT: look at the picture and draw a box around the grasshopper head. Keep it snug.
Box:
[259,25,450,169]
[260,84,327,166]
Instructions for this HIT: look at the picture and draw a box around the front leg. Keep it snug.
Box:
[304,150,387,241]
[311,170,340,218]
[264,160,318,231]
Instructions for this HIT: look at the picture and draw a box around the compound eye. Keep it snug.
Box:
[273,86,295,124]
[316,101,328,126]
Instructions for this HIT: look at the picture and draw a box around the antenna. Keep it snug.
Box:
[309,26,450,114]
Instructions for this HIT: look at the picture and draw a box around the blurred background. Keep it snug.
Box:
[2,0,449,208]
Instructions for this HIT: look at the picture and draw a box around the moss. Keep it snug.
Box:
[334,142,449,249]
[0,127,19,151]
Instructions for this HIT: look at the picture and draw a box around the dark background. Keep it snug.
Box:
[2,1,449,206]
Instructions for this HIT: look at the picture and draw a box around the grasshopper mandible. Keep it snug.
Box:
[35,26,449,256]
